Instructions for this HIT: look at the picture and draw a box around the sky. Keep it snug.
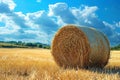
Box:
[0,0,120,46]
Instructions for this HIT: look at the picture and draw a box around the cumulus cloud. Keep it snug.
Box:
[115,22,120,28]
[0,0,16,10]
[49,3,77,24]
[27,11,58,34]
[0,1,119,45]
[48,2,120,46]
[0,14,19,34]
[0,1,58,44]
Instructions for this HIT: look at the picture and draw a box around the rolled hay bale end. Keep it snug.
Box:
[51,25,110,69]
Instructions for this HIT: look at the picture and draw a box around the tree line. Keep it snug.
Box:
[0,41,50,49]
[111,44,120,50]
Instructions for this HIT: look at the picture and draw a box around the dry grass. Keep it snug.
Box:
[0,48,119,80]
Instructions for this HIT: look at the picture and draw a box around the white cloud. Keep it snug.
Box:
[48,2,120,46]
[0,0,16,10]
[0,1,58,44]
[0,2,120,45]
[81,6,98,17]
[27,11,59,34]
[115,21,120,27]
[48,3,68,16]
[49,3,77,24]
[103,21,115,29]
[0,14,19,34]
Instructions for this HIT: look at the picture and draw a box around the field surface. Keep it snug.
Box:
[0,48,120,80]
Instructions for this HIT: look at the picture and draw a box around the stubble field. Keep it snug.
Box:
[0,48,120,80]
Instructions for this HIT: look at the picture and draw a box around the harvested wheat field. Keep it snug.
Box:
[0,48,119,80]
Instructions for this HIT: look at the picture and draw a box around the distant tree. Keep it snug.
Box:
[43,46,50,49]
[40,44,43,48]
[111,44,120,50]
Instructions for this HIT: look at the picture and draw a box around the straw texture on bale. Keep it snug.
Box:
[51,25,110,68]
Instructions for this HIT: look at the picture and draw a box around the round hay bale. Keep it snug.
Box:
[51,25,110,68]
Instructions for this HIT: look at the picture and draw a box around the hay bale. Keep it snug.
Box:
[51,25,110,68]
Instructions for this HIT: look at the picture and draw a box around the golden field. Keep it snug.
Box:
[0,48,120,80]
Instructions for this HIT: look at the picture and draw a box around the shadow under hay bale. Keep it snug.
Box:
[51,25,110,69]
[87,66,120,75]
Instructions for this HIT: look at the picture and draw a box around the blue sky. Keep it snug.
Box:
[0,0,120,46]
